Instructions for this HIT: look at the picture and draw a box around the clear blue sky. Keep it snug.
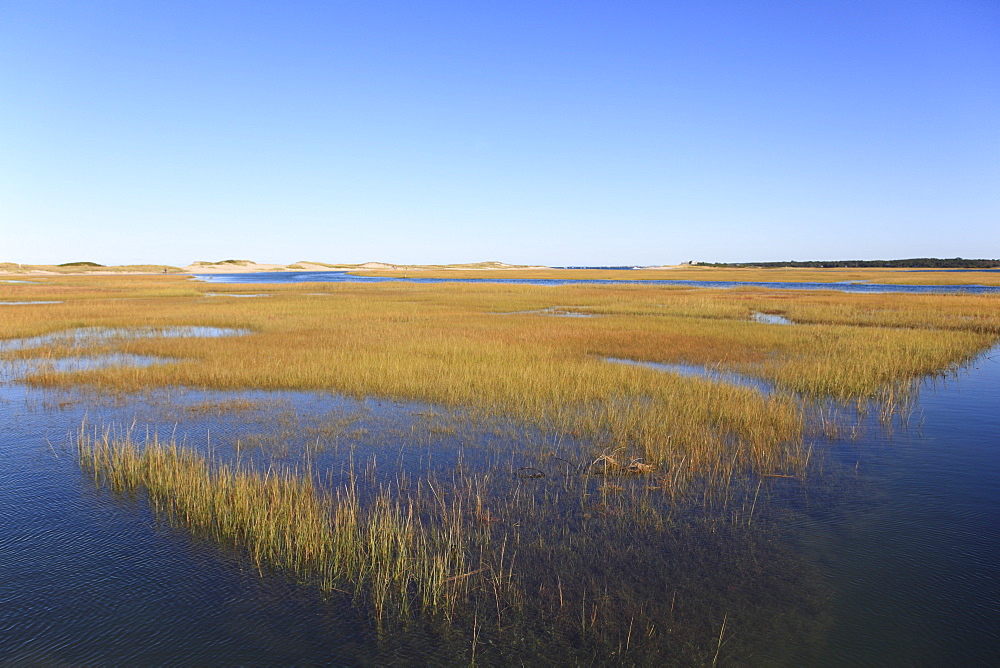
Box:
[2,1,997,266]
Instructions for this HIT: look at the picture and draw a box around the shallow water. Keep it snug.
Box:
[751,311,794,325]
[204,293,271,298]
[0,327,249,383]
[606,356,776,395]
[497,307,596,318]
[0,301,63,305]
[0,354,172,383]
[193,271,1000,294]
[792,345,1000,664]
[0,326,248,353]
[1,334,998,663]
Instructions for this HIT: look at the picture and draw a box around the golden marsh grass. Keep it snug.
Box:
[5,275,999,485]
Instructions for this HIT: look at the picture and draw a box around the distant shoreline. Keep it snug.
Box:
[2,261,999,287]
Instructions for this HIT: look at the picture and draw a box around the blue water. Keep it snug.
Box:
[751,311,794,325]
[192,271,1000,294]
[799,345,1000,664]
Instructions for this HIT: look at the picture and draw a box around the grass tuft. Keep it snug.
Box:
[76,428,486,621]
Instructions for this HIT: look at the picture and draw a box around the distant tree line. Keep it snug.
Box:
[701,258,1000,269]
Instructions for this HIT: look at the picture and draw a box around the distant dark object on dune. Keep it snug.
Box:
[57,261,105,267]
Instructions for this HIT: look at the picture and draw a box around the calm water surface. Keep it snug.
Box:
[804,348,1000,664]
[1,333,998,664]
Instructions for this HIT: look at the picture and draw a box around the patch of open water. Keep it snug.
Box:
[0,326,248,353]
[496,307,596,317]
[751,311,794,325]
[606,356,777,395]
[204,293,271,298]
[791,345,1000,664]
[0,301,64,305]
[0,354,173,383]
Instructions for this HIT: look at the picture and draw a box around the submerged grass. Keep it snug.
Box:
[76,428,484,622]
[74,419,828,664]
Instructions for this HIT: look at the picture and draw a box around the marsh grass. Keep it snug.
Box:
[7,276,998,491]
